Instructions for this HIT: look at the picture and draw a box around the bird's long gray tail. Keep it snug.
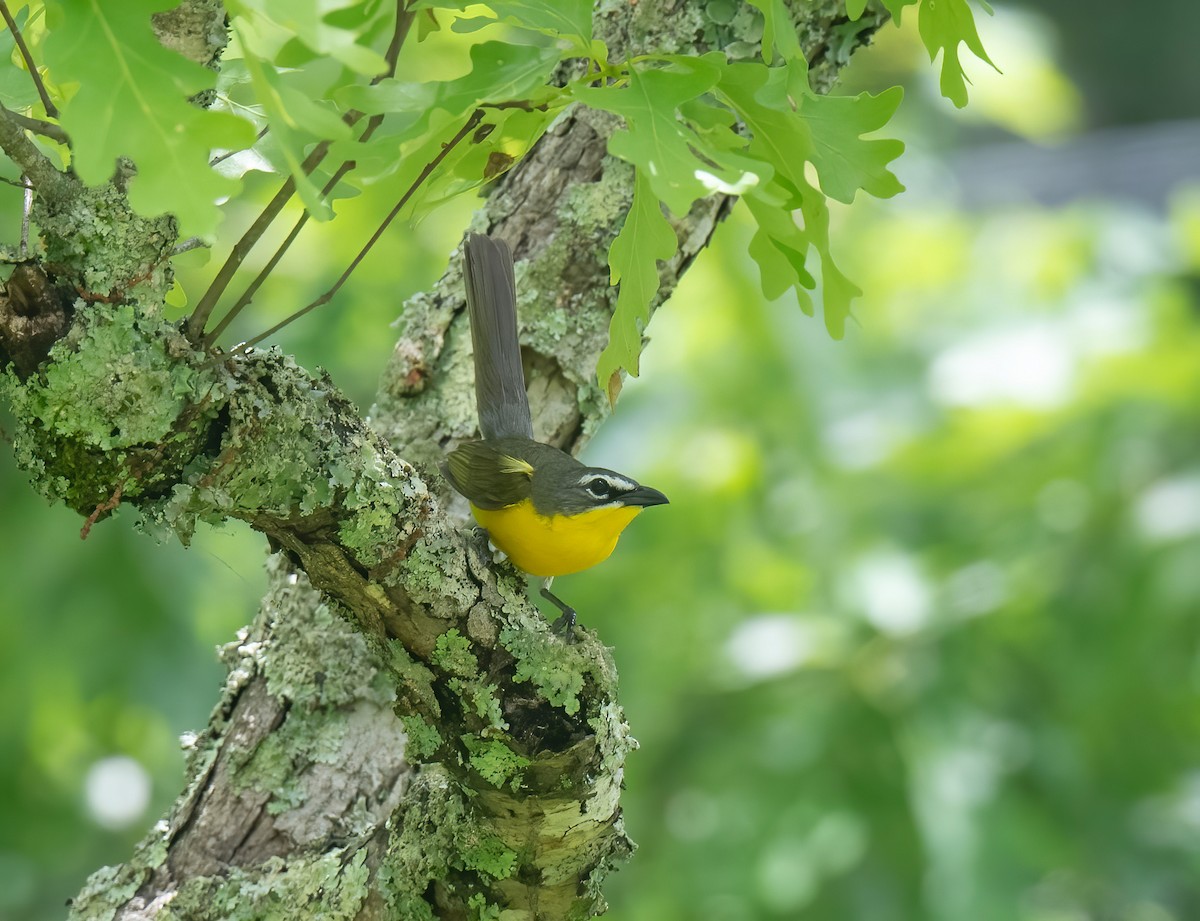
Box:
[463,233,533,441]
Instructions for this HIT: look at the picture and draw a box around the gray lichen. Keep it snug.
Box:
[33,180,177,301]
[160,848,372,921]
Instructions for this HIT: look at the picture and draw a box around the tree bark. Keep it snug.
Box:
[0,1,887,918]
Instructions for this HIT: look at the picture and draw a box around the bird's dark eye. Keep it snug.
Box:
[585,477,612,499]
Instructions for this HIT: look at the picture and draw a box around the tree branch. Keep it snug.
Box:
[1,107,67,143]
[0,103,74,200]
[1,1,892,918]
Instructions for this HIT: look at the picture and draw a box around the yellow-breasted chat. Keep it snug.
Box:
[442,233,668,626]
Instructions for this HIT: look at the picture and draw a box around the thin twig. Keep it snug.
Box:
[187,1,414,343]
[380,0,410,76]
[0,0,56,118]
[19,175,31,258]
[172,236,210,255]
[185,140,333,340]
[209,125,269,167]
[203,162,349,345]
[204,113,390,345]
[80,482,124,540]
[204,1,413,343]
[3,108,66,143]
[228,109,484,355]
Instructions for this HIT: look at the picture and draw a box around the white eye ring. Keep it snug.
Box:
[585,477,611,498]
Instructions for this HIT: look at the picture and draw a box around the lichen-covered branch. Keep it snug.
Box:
[0,1,889,919]
[0,102,74,198]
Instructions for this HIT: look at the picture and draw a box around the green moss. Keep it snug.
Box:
[559,158,634,234]
[400,713,444,761]
[376,768,469,916]
[335,439,416,567]
[395,531,478,613]
[388,639,440,718]
[374,766,528,915]
[3,301,222,512]
[461,832,517,881]
[138,352,424,553]
[32,180,176,302]
[467,681,507,732]
[68,863,147,921]
[229,707,347,813]
[463,736,530,790]
[567,824,635,921]
[432,624,508,733]
[433,628,478,678]
[203,355,336,516]
[259,563,391,710]
[68,822,171,920]
[445,675,508,733]
[160,848,370,921]
[499,623,587,716]
[589,700,639,788]
[467,892,503,920]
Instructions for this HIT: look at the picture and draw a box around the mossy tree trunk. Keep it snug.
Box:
[0,1,884,918]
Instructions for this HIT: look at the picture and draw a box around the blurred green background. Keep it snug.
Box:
[4,3,1200,919]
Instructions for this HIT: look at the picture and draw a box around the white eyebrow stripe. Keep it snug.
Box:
[577,473,638,491]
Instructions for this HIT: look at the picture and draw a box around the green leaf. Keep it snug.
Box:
[718,61,884,336]
[916,0,997,108]
[43,0,256,236]
[745,176,861,337]
[717,59,903,206]
[716,63,808,193]
[225,0,390,74]
[448,106,558,186]
[575,56,739,216]
[236,43,350,218]
[340,41,562,117]
[332,40,562,185]
[745,0,801,63]
[744,190,815,306]
[802,85,905,203]
[426,0,592,50]
[597,169,677,394]
[878,0,918,20]
[798,182,861,338]
[845,0,869,19]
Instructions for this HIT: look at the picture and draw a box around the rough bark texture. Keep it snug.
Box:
[0,1,887,919]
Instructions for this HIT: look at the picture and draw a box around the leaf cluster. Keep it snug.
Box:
[1,0,994,376]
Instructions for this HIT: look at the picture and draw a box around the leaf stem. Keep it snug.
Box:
[0,0,57,118]
[228,109,484,355]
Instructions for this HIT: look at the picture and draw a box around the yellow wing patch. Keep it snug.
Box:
[497,454,534,477]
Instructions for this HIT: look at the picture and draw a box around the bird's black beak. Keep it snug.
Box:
[624,485,669,508]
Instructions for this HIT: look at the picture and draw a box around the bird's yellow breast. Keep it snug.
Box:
[471,499,642,578]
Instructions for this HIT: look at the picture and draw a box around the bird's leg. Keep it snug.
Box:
[540,578,578,637]
[471,527,508,565]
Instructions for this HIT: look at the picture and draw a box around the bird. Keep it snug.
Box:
[442,233,669,629]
